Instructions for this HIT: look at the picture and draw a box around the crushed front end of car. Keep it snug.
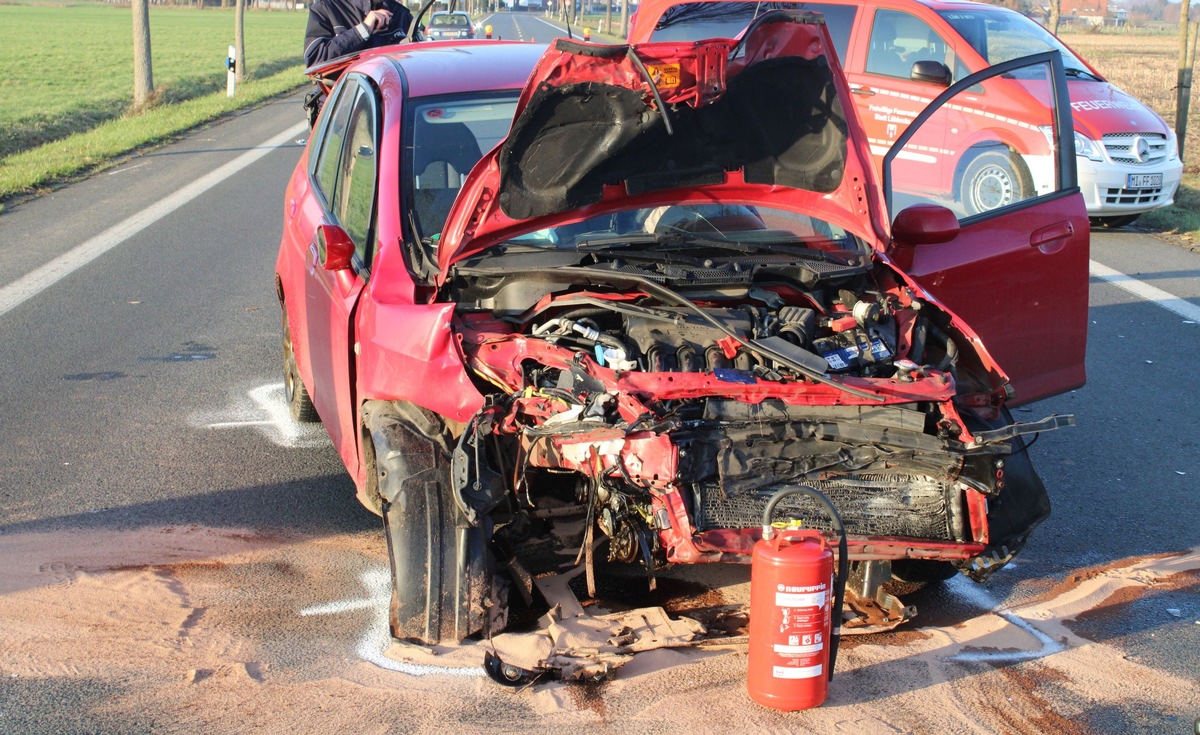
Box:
[443,238,1066,633]
[379,12,1075,644]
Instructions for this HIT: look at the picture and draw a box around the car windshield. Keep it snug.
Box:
[650,1,858,61]
[495,204,867,259]
[937,8,1094,76]
[408,95,519,239]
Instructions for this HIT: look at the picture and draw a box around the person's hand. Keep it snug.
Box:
[364,9,392,33]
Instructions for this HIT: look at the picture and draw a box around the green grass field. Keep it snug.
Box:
[0,3,308,201]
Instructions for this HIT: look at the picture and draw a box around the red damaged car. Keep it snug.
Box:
[277,13,1088,645]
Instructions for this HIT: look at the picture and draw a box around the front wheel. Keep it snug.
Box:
[364,401,505,645]
[889,559,959,593]
[959,149,1031,216]
[282,309,319,423]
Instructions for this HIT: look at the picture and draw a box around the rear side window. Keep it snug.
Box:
[651,2,857,62]
[431,13,469,27]
[337,93,379,264]
[309,77,379,270]
[312,83,359,211]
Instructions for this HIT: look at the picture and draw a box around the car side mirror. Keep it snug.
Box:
[892,204,960,246]
[317,223,355,271]
[910,60,952,87]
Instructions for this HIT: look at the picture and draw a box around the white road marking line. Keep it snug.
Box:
[1090,259,1200,323]
[529,16,571,35]
[300,567,485,678]
[0,121,308,321]
[107,162,149,176]
[190,383,330,449]
[943,576,1065,663]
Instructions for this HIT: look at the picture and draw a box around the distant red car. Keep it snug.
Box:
[276,14,1087,645]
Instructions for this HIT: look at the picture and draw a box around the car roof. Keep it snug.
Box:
[381,42,547,99]
[640,0,1004,14]
[902,0,1012,10]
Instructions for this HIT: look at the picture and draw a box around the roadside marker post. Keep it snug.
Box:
[226,45,237,97]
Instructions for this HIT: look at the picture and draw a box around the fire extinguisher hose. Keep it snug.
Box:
[761,485,849,683]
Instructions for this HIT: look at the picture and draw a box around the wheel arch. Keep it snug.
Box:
[954,141,1035,213]
[953,141,1032,197]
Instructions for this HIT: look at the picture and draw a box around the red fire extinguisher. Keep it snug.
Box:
[747,485,848,711]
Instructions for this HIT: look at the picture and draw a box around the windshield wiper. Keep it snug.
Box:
[576,230,856,265]
[1064,67,1102,82]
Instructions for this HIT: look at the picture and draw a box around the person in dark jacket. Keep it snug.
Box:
[303,0,415,68]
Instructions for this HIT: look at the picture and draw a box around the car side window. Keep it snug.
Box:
[312,82,359,212]
[866,10,955,81]
[336,91,379,269]
[885,55,1068,222]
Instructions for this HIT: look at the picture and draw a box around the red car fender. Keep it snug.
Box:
[354,298,485,424]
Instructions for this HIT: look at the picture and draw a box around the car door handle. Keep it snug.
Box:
[851,87,876,97]
[1030,221,1074,253]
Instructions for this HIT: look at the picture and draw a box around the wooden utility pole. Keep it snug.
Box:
[235,0,247,83]
[1177,7,1199,162]
[132,0,154,110]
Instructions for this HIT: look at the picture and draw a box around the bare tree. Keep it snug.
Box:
[132,0,154,110]
[1176,3,1197,161]
[1048,0,1060,35]
[235,0,247,83]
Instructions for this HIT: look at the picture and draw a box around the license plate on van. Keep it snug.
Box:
[1127,173,1162,189]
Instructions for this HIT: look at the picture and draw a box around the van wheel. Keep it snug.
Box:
[365,401,503,645]
[1090,214,1140,228]
[960,149,1030,216]
[282,310,319,423]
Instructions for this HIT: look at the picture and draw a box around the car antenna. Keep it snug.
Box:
[408,0,439,42]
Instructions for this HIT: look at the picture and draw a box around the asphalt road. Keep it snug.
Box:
[474,9,595,44]
[0,59,1198,732]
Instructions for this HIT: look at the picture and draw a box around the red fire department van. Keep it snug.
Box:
[630,0,1181,226]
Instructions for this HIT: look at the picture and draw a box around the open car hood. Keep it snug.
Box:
[436,11,887,279]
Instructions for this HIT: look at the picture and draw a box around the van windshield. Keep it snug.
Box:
[937,8,1094,77]
[651,2,858,62]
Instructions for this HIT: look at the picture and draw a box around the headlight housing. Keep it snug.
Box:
[1072,131,1105,162]
[1039,126,1104,162]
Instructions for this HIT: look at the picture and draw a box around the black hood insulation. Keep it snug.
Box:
[497,54,848,220]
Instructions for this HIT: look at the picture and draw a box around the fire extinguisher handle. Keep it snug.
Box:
[760,485,849,682]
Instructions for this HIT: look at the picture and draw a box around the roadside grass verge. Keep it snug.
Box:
[0,4,307,204]
[1141,173,1200,249]
[1060,30,1200,240]
[0,65,306,201]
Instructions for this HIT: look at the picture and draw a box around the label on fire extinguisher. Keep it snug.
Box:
[770,581,829,680]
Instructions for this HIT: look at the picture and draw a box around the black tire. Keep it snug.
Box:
[282,310,320,423]
[1090,214,1140,228]
[959,149,1031,216]
[366,401,503,645]
[890,559,959,587]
